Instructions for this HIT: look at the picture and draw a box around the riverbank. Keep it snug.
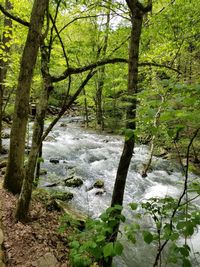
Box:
[0,182,70,267]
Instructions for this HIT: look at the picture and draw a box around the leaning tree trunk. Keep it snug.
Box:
[15,45,51,221]
[0,0,12,153]
[3,0,49,194]
[102,1,152,266]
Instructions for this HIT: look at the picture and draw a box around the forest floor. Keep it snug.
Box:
[0,178,70,267]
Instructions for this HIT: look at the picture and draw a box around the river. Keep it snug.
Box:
[39,117,200,267]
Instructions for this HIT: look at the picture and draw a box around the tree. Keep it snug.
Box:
[104,1,152,266]
[3,0,49,194]
[0,0,12,153]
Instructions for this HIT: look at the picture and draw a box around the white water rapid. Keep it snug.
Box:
[39,117,200,267]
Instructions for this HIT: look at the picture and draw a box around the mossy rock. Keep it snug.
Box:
[93,179,104,189]
[64,176,83,187]
[51,191,73,201]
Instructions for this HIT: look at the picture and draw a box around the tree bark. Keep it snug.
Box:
[15,45,51,221]
[3,0,49,194]
[0,0,12,153]
[111,0,150,207]
[102,1,151,266]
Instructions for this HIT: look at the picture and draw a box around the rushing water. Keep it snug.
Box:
[39,117,200,267]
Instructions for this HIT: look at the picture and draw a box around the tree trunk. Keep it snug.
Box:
[0,0,12,153]
[3,0,49,194]
[96,1,111,131]
[15,44,51,221]
[102,1,152,266]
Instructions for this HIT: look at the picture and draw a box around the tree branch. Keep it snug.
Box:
[50,58,181,83]
[0,3,30,27]
[42,70,96,141]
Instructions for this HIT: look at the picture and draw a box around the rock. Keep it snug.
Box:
[87,179,104,191]
[32,252,59,267]
[93,179,104,189]
[95,189,106,196]
[0,161,7,169]
[44,182,59,188]
[40,169,47,175]
[46,200,61,212]
[49,158,59,164]
[64,176,83,187]
[60,123,67,127]
[55,200,87,227]
[51,191,73,201]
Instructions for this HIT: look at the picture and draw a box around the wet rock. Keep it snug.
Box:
[50,158,59,164]
[32,252,59,267]
[64,176,83,187]
[87,179,104,191]
[44,182,59,188]
[60,123,67,127]
[51,191,73,201]
[93,179,104,189]
[95,189,106,196]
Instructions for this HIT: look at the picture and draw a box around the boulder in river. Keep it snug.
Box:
[93,179,104,189]
[64,176,83,187]
[51,191,74,201]
[44,182,59,188]
[49,158,59,164]
[60,122,67,127]
[87,179,105,191]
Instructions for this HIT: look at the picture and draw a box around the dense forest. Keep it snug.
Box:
[0,0,200,266]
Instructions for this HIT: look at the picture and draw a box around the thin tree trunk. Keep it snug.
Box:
[83,88,89,127]
[96,0,111,131]
[3,0,49,194]
[0,0,12,153]
[102,1,152,266]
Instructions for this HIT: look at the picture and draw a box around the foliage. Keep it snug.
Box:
[60,205,125,266]
[126,193,200,266]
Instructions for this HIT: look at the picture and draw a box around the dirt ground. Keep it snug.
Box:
[0,185,70,267]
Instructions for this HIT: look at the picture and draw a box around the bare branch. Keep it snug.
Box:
[42,70,96,141]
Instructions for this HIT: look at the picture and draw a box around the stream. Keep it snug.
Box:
[38,117,200,267]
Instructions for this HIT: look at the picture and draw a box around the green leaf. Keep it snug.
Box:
[183,258,191,267]
[96,235,105,243]
[113,242,123,255]
[129,203,138,210]
[143,231,153,244]
[70,240,80,249]
[103,242,114,257]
